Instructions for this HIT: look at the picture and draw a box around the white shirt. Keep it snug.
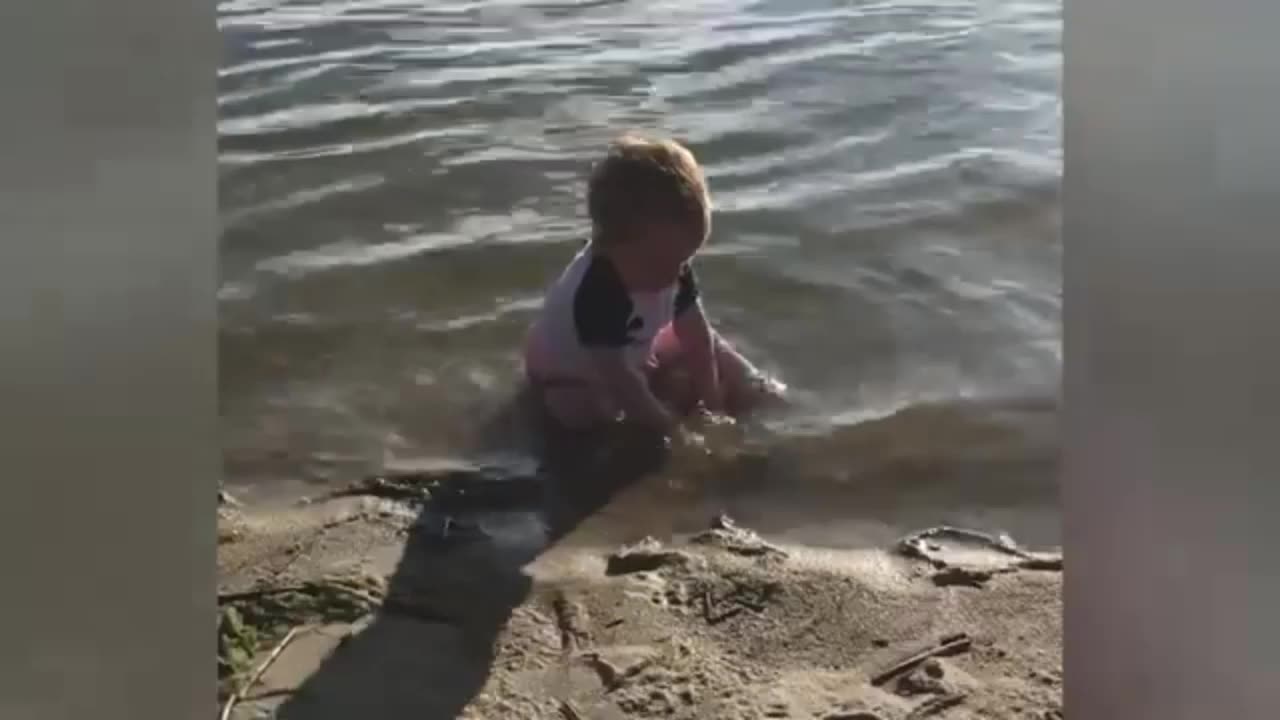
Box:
[524,244,700,382]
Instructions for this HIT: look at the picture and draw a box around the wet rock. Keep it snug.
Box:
[896,661,948,697]
[690,514,787,559]
[897,526,1030,570]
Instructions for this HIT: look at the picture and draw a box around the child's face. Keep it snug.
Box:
[641,218,707,271]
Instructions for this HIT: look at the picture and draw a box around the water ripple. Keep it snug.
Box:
[218,0,1063,493]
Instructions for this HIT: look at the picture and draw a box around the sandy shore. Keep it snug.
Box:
[217,474,1062,720]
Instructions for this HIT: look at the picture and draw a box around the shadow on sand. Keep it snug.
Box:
[241,390,1057,719]
[271,393,671,720]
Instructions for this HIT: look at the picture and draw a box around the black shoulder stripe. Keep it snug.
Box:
[573,255,635,347]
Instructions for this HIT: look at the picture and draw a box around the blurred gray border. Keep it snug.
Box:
[1065,0,1280,717]
[0,1,217,718]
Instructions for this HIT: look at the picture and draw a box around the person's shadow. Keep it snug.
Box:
[272,390,671,720]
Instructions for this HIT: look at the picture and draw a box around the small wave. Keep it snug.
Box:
[252,209,551,277]
[409,296,544,334]
[219,100,387,136]
[220,123,487,167]
[218,282,257,302]
[255,235,470,276]
[218,44,393,79]
[224,174,386,226]
[754,391,1059,483]
[706,131,889,185]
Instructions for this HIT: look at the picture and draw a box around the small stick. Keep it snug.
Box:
[219,583,382,607]
[701,589,744,625]
[219,626,308,720]
[559,699,584,720]
[581,652,621,690]
[218,586,308,603]
[708,606,745,625]
[871,634,972,686]
[906,692,967,718]
[314,584,383,607]
[240,688,295,702]
[619,657,654,686]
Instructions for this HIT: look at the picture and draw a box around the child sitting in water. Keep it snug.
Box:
[524,134,781,434]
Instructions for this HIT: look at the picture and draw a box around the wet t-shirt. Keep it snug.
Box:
[525,244,700,381]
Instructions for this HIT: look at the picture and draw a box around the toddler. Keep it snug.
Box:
[524,134,780,434]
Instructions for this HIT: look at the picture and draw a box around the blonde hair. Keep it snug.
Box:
[587,134,711,245]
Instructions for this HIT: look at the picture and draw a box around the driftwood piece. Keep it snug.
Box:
[906,693,967,718]
[219,626,309,720]
[871,634,972,687]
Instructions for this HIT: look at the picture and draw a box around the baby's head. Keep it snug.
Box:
[587,134,711,270]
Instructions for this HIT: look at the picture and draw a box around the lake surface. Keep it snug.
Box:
[218,0,1062,548]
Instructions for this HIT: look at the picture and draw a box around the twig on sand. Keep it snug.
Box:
[218,583,382,608]
[930,566,998,588]
[1018,555,1064,571]
[701,589,746,625]
[558,699,585,720]
[871,634,972,687]
[240,688,295,702]
[219,626,309,720]
[219,586,311,603]
[906,692,967,718]
[700,580,774,625]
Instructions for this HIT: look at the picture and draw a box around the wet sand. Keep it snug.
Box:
[217,463,1062,720]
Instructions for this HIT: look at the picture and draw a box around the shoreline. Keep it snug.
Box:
[217,479,1062,720]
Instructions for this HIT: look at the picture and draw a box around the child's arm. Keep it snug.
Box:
[671,264,722,412]
[588,349,678,432]
[573,262,678,433]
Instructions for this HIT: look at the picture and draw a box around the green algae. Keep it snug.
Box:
[217,575,384,698]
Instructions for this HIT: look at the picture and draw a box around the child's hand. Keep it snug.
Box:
[674,423,707,448]
[669,424,711,459]
[685,403,739,454]
[691,403,735,434]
